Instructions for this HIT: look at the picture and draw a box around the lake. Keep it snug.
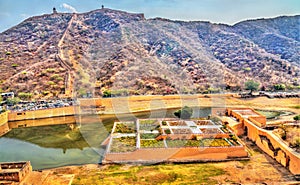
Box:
[0,107,211,170]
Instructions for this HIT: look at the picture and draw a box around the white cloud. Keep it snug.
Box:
[61,3,77,13]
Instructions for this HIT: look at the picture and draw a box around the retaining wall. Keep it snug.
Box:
[103,146,248,164]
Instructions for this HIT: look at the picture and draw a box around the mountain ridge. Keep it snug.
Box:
[0,8,299,98]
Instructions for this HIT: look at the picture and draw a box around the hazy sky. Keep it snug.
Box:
[0,0,299,32]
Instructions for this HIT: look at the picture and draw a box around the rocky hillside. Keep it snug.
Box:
[0,9,299,98]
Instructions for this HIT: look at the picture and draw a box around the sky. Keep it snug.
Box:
[0,0,299,32]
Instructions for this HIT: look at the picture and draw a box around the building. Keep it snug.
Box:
[53,7,57,14]
[1,92,14,102]
[0,161,32,184]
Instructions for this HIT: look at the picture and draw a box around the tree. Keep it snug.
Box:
[18,92,33,100]
[274,84,286,91]
[245,80,260,94]
[6,97,20,105]
[174,106,193,119]
[294,115,300,121]
[102,90,111,97]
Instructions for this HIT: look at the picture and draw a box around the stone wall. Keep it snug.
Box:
[8,115,76,129]
[227,108,300,175]
[0,112,9,136]
[244,120,300,175]
[8,106,78,121]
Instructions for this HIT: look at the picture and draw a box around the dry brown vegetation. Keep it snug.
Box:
[0,10,299,98]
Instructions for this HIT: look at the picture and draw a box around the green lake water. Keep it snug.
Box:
[0,107,211,170]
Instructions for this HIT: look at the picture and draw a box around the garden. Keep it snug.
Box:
[109,136,137,153]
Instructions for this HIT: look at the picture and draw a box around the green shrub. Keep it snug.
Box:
[245,80,260,92]
[50,74,60,80]
[6,97,20,105]
[46,68,56,73]
[294,115,300,121]
[165,129,171,134]
[42,91,50,95]
[174,106,193,119]
[18,92,33,100]
[48,81,56,85]
[274,84,286,91]
[102,89,111,97]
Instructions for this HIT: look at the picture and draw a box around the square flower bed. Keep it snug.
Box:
[113,122,136,134]
[140,133,160,139]
[171,128,192,134]
[199,139,231,147]
[169,121,187,126]
[140,140,165,148]
[200,128,222,134]
[110,136,136,153]
[139,119,160,131]
[166,139,200,148]
[196,120,214,126]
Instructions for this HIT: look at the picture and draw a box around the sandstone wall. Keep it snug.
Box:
[8,106,78,121]
[245,121,300,175]
[0,112,9,136]
[8,115,76,129]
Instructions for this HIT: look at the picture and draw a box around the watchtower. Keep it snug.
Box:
[101,5,104,9]
[53,7,57,14]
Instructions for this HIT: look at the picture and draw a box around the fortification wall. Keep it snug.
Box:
[0,112,9,136]
[8,106,78,121]
[227,108,300,175]
[244,120,300,175]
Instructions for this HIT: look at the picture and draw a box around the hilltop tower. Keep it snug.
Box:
[53,7,57,14]
[101,5,104,9]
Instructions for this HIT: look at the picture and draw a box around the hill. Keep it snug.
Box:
[0,8,299,98]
